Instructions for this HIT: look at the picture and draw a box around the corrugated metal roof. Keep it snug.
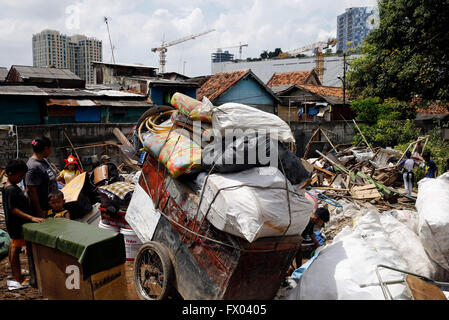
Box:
[0,85,48,96]
[41,88,98,97]
[11,65,81,80]
[96,90,145,97]
[92,61,159,70]
[46,99,99,107]
[0,67,8,81]
[93,99,153,107]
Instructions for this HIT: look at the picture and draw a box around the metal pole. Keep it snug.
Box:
[104,17,116,64]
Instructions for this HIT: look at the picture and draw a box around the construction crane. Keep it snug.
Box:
[216,43,248,60]
[286,39,338,83]
[151,29,215,73]
[104,17,116,64]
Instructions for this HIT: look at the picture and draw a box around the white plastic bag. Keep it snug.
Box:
[199,167,313,243]
[211,103,295,143]
[416,173,449,271]
[288,210,410,300]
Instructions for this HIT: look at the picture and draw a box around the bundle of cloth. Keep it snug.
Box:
[142,92,314,242]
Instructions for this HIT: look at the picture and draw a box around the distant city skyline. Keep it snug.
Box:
[0,0,378,77]
[32,29,102,83]
[337,6,379,53]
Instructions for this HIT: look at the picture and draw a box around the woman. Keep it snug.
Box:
[25,137,58,218]
[57,155,82,185]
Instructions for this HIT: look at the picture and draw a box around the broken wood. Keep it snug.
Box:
[350,184,382,200]
[352,119,374,153]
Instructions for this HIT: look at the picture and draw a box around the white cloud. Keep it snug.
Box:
[0,0,379,76]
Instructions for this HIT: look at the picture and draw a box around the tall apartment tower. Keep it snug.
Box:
[337,6,379,53]
[32,29,102,84]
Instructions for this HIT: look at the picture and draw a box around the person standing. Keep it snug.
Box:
[400,151,415,196]
[1,160,45,290]
[25,137,58,218]
[57,155,82,185]
[423,151,438,178]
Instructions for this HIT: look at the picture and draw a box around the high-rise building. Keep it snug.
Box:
[32,29,102,84]
[337,6,379,53]
[211,49,234,63]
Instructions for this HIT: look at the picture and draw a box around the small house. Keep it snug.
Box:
[271,84,353,123]
[6,65,85,88]
[197,69,280,114]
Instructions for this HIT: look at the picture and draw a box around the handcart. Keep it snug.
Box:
[133,155,301,300]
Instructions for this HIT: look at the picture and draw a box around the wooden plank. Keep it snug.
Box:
[350,184,382,200]
[313,165,336,177]
[405,275,447,300]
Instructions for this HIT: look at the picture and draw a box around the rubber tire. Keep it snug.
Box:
[133,241,175,300]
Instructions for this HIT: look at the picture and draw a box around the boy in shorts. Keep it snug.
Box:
[1,159,45,290]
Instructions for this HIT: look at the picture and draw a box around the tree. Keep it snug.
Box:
[347,0,449,101]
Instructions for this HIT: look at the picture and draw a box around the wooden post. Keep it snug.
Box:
[352,119,374,153]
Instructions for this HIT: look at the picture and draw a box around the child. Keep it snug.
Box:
[57,155,82,186]
[423,151,438,178]
[47,190,70,219]
[1,159,45,290]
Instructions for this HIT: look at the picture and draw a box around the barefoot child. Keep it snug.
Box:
[1,159,45,290]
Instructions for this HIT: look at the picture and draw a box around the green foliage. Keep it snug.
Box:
[347,0,449,101]
[351,97,421,147]
[260,48,283,59]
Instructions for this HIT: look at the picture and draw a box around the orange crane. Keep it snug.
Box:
[286,39,337,83]
[151,29,215,73]
[216,42,248,60]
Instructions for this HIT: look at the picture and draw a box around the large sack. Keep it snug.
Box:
[199,166,314,243]
[202,132,311,185]
[415,173,449,271]
[288,210,410,300]
[380,212,439,279]
[211,103,295,143]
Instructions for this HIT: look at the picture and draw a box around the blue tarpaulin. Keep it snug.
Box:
[308,106,319,116]
[75,107,100,122]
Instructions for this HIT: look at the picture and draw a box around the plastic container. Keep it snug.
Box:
[98,220,120,232]
[120,228,143,261]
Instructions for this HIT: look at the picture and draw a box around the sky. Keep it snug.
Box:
[0,0,378,77]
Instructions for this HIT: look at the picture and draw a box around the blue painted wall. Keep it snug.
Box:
[150,87,197,105]
[215,76,275,106]
[0,96,41,125]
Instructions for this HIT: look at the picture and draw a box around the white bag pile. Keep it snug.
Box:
[199,166,314,243]
[211,103,295,143]
[416,173,449,272]
[288,210,412,300]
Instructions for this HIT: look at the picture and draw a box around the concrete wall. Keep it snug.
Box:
[0,123,135,170]
[291,121,356,157]
[0,120,358,170]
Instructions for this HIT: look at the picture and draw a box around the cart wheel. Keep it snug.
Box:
[133,242,174,300]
